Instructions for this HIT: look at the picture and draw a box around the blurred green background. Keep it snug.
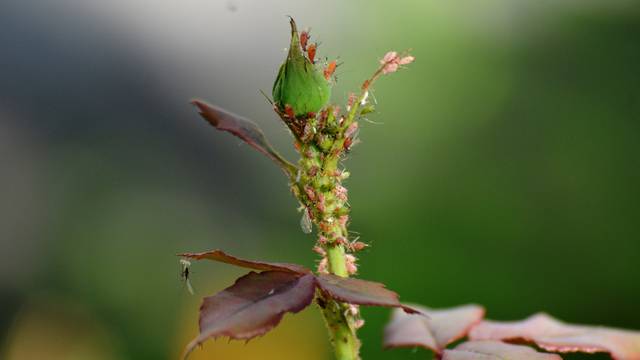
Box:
[1,1,638,359]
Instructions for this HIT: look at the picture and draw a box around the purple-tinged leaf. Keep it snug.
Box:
[183,271,316,358]
[192,99,296,175]
[442,340,563,360]
[384,304,485,354]
[179,249,310,274]
[315,274,418,313]
[469,313,640,360]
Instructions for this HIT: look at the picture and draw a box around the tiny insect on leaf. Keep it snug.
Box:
[179,259,195,295]
[179,249,311,274]
[182,271,316,359]
[300,208,313,234]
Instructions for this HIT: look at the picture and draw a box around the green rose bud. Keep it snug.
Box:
[272,18,331,118]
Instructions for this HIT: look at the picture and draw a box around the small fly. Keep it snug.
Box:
[300,208,313,234]
[179,259,195,295]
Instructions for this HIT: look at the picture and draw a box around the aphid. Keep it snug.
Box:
[346,92,357,110]
[334,236,348,247]
[317,257,328,273]
[300,31,310,51]
[316,193,326,213]
[312,245,326,256]
[349,241,368,252]
[284,104,296,119]
[304,185,316,201]
[345,122,359,139]
[179,259,194,295]
[300,207,313,234]
[345,254,358,275]
[324,60,337,80]
[343,137,353,151]
[307,43,317,64]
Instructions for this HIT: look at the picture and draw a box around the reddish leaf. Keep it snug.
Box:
[316,274,418,313]
[179,249,310,274]
[442,340,563,360]
[469,313,640,360]
[384,304,485,354]
[191,99,296,175]
[183,271,316,358]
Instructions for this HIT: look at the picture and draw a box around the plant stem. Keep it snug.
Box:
[326,245,348,277]
[292,138,361,360]
[321,299,360,360]
[288,60,393,360]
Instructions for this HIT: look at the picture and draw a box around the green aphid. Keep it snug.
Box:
[272,18,331,118]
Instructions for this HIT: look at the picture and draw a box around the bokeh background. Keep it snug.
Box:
[1,1,639,359]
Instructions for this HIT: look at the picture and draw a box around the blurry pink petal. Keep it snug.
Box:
[382,63,399,74]
[399,56,415,65]
[382,51,398,64]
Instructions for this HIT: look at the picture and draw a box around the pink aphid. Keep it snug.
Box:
[316,193,326,212]
[312,245,326,256]
[380,51,415,74]
[300,31,310,51]
[347,92,357,110]
[345,122,359,139]
[345,254,358,275]
[334,185,348,201]
[317,257,328,273]
[304,185,316,201]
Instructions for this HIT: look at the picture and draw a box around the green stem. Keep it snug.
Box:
[327,245,348,277]
[289,62,392,360]
[321,299,360,360]
[323,245,360,360]
[293,140,360,360]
